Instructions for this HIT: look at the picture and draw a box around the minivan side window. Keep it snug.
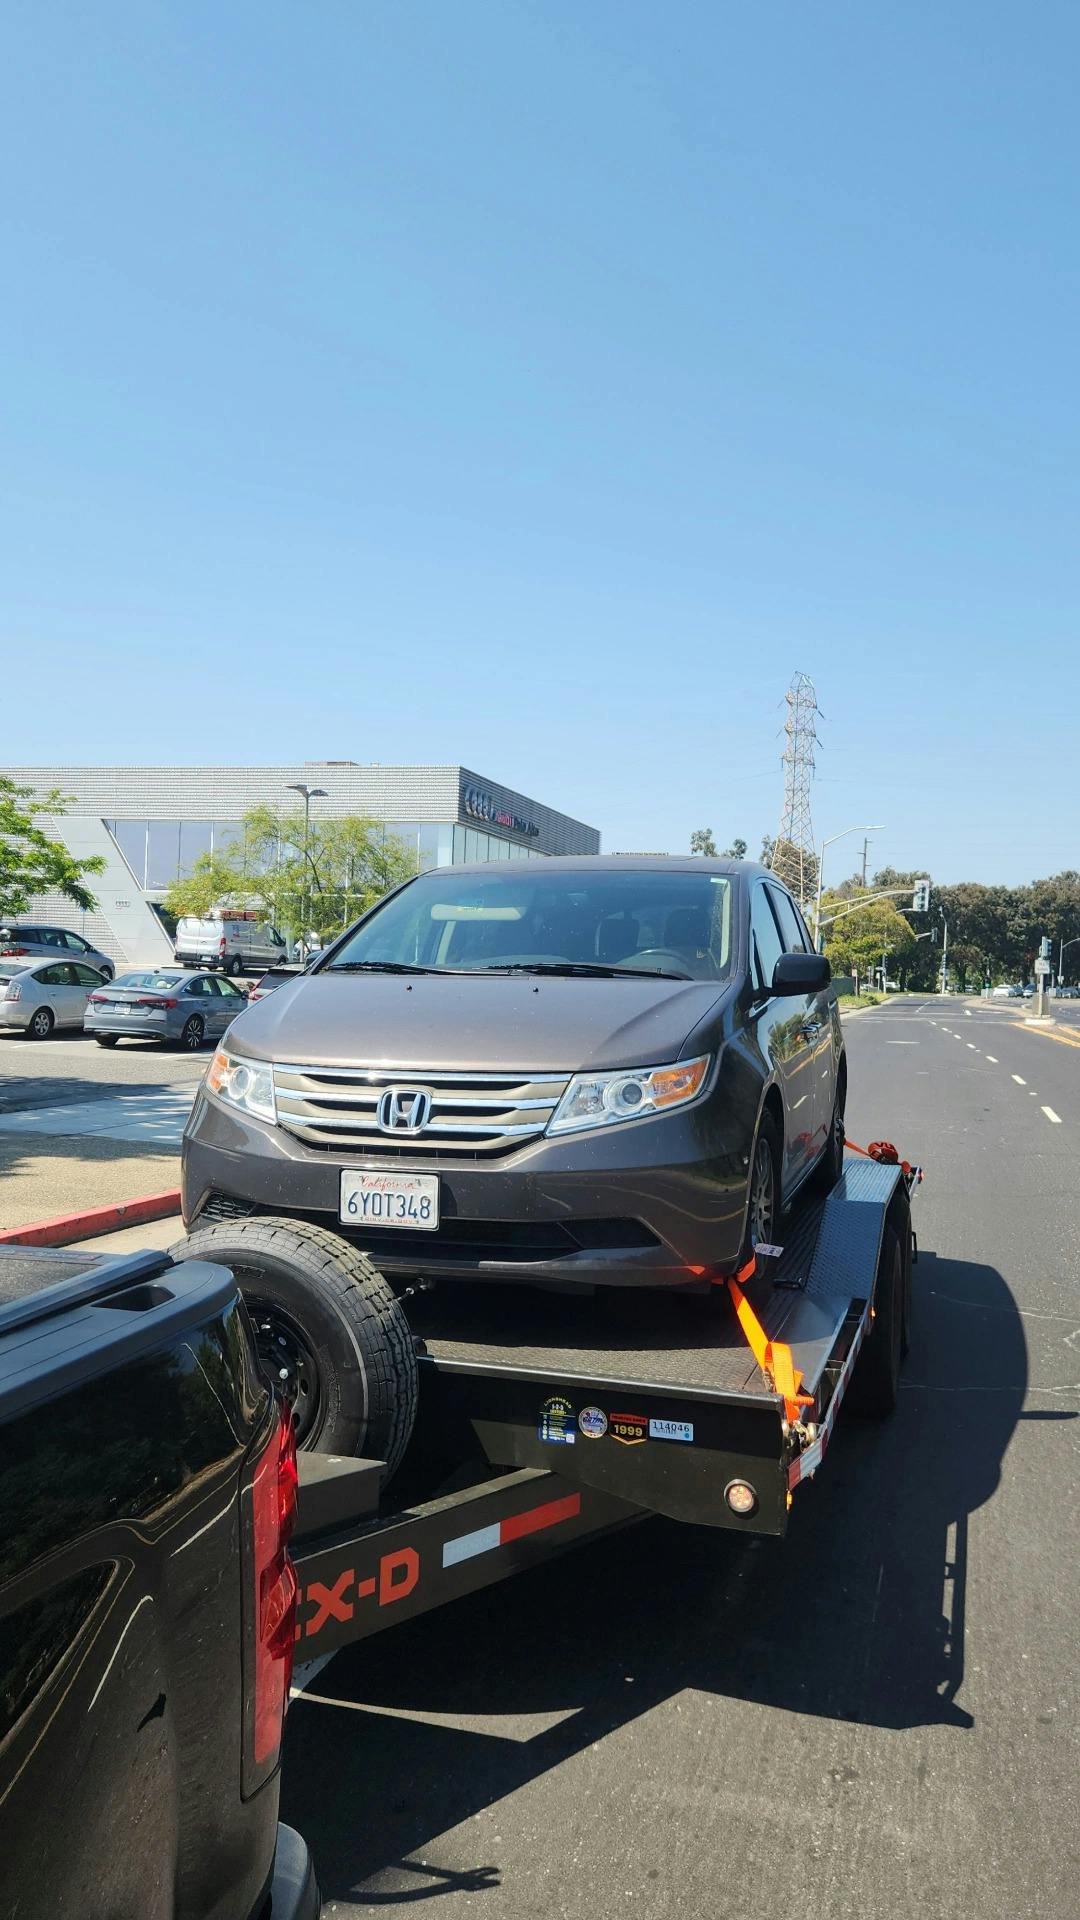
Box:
[766,885,809,955]
[750,887,785,994]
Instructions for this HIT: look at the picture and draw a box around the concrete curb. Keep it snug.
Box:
[0,1189,182,1249]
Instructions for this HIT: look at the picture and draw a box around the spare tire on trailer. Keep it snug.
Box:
[172,1217,418,1473]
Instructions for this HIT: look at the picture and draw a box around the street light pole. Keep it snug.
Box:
[814,823,885,951]
[287,783,328,956]
[1058,935,1080,987]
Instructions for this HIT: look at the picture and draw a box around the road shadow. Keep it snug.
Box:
[281,1248,1034,1906]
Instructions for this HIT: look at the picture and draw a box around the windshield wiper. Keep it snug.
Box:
[326,960,437,975]
[480,961,692,981]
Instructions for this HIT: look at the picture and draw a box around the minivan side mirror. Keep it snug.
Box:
[772,952,831,996]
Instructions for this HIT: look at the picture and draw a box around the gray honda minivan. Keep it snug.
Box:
[181,858,844,1293]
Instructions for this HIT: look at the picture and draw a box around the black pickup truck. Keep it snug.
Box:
[0,1243,320,1920]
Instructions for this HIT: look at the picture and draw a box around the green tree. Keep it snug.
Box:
[164,849,256,920]
[690,827,719,856]
[721,837,747,860]
[822,891,916,985]
[163,806,414,939]
[0,778,104,919]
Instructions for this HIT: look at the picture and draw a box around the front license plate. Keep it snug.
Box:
[340,1170,440,1231]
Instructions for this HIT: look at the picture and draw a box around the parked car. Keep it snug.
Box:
[0,1241,320,1919]
[85,967,248,1048]
[248,966,305,1003]
[0,922,114,981]
[174,913,288,976]
[0,958,106,1039]
[181,859,846,1323]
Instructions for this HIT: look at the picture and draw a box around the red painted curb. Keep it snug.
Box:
[0,1189,182,1249]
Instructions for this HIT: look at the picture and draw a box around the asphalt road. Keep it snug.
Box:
[280,1000,1080,1920]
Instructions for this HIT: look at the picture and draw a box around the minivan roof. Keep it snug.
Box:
[420,855,766,879]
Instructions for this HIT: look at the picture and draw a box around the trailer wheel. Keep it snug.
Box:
[172,1217,418,1472]
[848,1223,903,1417]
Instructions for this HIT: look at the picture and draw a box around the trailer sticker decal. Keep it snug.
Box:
[442,1492,582,1568]
[539,1395,576,1444]
[578,1406,608,1439]
[648,1418,694,1443]
[609,1412,648,1445]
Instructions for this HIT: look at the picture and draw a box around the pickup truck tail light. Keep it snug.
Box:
[243,1403,299,1794]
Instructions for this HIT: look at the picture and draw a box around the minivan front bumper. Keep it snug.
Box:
[181,1088,753,1289]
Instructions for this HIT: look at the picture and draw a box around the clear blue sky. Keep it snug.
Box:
[3,2,1077,885]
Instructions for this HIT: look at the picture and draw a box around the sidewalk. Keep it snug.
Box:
[0,1135,180,1234]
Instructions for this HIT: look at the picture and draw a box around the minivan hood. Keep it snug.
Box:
[225,972,732,1073]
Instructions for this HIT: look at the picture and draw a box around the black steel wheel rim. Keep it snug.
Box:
[243,1293,323,1445]
[749,1136,775,1248]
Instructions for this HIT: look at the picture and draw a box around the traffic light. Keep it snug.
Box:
[912,879,931,913]
[1040,936,1052,960]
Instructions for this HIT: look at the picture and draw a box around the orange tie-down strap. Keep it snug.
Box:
[844,1136,923,1183]
[727,1260,813,1424]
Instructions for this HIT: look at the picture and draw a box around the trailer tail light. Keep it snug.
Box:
[724,1479,758,1518]
[243,1403,299,1794]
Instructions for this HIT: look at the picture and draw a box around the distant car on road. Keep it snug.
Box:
[0,922,114,981]
[0,958,106,1038]
[991,985,1013,998]
[85,968,248,1049]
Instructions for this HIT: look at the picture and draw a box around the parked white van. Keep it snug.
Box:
[174,912,288,976]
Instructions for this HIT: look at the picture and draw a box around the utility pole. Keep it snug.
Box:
[939,913,949,995]
[861,837,869,886]
[287,782,328,955]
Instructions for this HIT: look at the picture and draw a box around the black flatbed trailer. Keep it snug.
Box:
[289,1152,918,1662]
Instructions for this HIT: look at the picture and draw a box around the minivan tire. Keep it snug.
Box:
[172,1218,419,1470]
[228,954,244,977]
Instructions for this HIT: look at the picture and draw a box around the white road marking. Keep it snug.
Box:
[1012,1075,1026,1085]
[964,1010,973,1018]
[967,1043,978,1050]
[986,1055,998,1063]
[887,1040,919,1045]
[1042,1106,1062,1124]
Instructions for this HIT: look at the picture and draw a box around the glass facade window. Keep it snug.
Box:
[102,812,548,897]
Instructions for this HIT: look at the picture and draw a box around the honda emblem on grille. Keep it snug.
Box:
[376,1087,433,1134]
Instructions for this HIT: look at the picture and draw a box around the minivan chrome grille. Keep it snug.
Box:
[272,1064,570,1157]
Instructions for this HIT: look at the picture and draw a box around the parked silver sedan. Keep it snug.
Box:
[85,969,248,1049]
[0,959,107,1039]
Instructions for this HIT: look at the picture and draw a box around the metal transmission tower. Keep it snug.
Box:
[772,671,819,904]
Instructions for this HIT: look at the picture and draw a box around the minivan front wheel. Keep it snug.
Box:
[743,1110,781,1270]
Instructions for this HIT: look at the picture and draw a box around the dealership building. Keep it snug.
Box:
[4,763,601,967]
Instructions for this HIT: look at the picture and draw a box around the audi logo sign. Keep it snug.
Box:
[462,786,540,838]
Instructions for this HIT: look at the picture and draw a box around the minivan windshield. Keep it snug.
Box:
[324,868,734,982]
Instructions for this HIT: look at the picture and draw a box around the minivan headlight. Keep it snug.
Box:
[547,1055,710,1136]
[206,1047,277,1125]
